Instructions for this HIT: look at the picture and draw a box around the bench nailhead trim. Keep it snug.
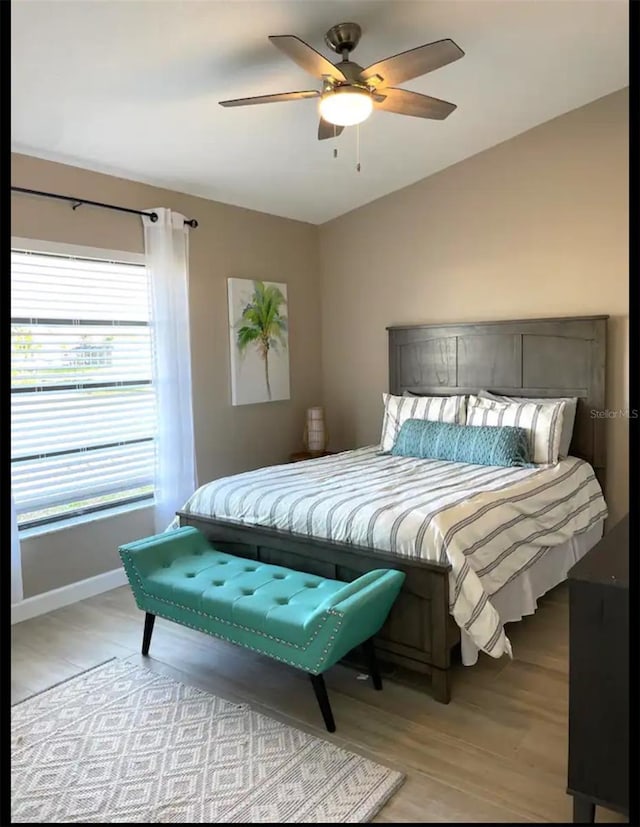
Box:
[144,606,337,673]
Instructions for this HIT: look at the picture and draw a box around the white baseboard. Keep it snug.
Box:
[11,567,129,625]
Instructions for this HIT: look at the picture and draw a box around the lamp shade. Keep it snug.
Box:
[319,87,373,127]
[304,407,327,453]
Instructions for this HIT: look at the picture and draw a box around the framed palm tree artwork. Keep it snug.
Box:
[227,278,290,405]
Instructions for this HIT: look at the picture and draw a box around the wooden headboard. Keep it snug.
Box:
[388,315,608,488]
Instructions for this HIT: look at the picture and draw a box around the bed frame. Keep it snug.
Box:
[179,315,608,703]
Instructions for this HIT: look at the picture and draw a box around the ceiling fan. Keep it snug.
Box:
[219,22,465,140]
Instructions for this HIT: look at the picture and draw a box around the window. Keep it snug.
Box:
[11,241,156,530]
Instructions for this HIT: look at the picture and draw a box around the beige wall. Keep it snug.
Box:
[318,89,629,526]
[12,153,322,597]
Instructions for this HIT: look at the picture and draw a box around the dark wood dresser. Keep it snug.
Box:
[567,514,629,822]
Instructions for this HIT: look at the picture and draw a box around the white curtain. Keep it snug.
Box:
[11,493,24,603]
[143,208,197,533]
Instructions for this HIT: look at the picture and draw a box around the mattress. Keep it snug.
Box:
[174,447,607,659]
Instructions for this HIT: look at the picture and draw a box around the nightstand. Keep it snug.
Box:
[289,451,335,463]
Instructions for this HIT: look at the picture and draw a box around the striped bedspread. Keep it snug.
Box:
[174,447,607,658]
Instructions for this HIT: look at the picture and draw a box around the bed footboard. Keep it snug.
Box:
[178,511,459,703]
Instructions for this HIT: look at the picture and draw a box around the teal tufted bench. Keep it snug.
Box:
[119,526,405,732]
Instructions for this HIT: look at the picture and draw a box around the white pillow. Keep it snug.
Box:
[402,391,468,424]
[380,393,466,452]
[478,390,577,459]
[466,395,566,465]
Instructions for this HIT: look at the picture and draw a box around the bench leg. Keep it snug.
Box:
[142,612,156,656]
[362,637,382,690]
[309,673,336,733]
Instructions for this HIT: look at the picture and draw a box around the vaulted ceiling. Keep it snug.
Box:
[11,1,628,224]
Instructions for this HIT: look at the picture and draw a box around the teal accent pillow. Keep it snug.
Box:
[391,419,532,467]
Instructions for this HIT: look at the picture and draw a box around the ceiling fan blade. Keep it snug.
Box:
[360,38,464,87]
[269,35,346,82]
[374,88,456,120]
[219,90,320,107]
[318,118,344,140]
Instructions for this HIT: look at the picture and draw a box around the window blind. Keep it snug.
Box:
[11,249,156,528]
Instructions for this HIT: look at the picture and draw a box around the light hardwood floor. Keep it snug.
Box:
[11,583,626,823]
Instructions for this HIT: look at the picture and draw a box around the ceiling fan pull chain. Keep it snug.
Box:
[356,124,361,173]
[334,123,338,158]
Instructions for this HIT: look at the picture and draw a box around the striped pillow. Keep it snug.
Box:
[403,390,468,425]
[380,393,466,452]
[391,419,532,467]
[466,395,566,465]
[478,390,577,458]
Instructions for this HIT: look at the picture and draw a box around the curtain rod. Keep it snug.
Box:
[11,186,199,228]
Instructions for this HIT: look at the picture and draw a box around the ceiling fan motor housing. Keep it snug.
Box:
[333,62,366,85]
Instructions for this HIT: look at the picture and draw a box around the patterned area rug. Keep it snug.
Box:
[11,659,404,823]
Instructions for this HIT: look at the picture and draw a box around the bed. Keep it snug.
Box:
[178,315,608,702]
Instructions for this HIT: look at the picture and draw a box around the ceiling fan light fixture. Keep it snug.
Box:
[319,86,373,127]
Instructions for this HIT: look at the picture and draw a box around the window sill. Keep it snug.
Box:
[18,499,155,540]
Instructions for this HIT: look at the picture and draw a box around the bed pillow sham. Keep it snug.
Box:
[391,419,532,467]
[380,392,466,452]
[466,395,566,465]
[402,389,467,426]
[478,390,578,458]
